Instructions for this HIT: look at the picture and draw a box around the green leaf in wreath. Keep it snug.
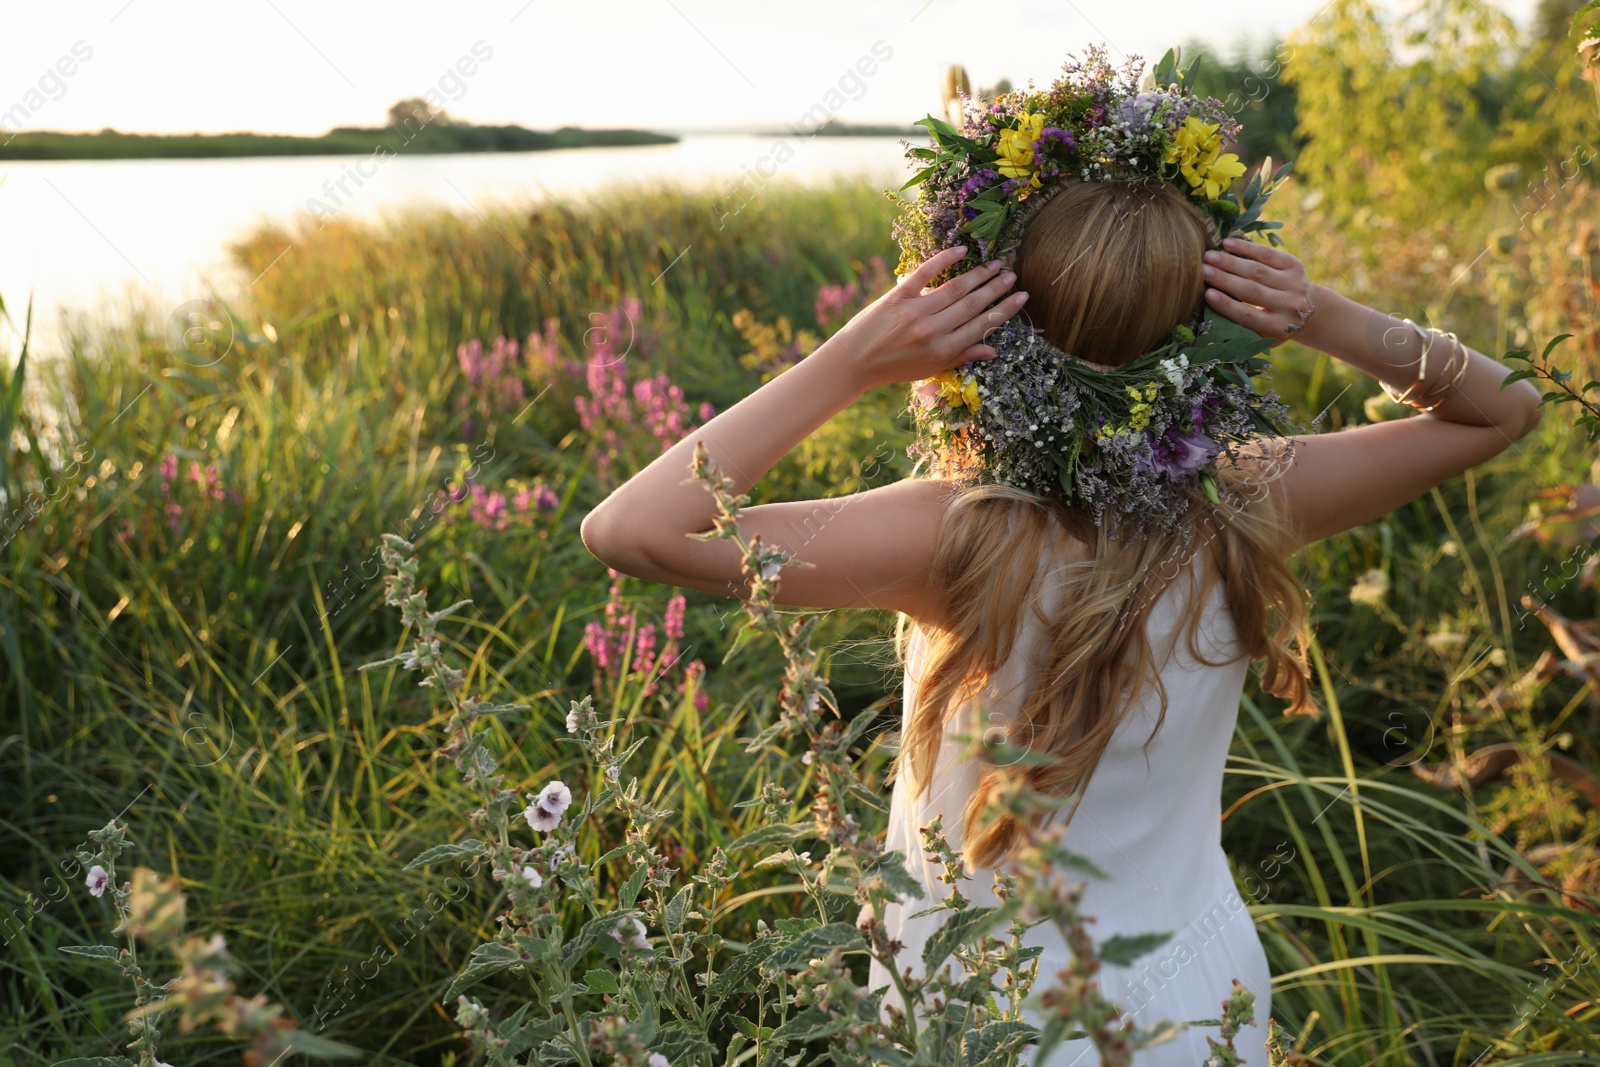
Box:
[1152,47,1180,88]
[1180,311,1276,366]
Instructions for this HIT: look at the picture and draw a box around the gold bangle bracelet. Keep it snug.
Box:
[1380,319,1435,408]
[1380,322,1470,413]
[1417,332,1471,412]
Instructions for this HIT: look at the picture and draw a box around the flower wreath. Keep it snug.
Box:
[889,45,1302,539]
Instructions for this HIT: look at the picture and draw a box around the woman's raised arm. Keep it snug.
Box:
[1202,236,1542,551]
[579,246,1028,621]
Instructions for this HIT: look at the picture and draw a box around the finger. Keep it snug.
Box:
[931,268,1018,334]
[901,245,969,296]
[1203,286,1282,338]
[921,258,1007,314]
[948,291,1029,357]
[1203,248,1285,287]
[1222,235,1299,272]
[1202,264,1284,310]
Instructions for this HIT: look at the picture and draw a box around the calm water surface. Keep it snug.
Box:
[0,134,912,356]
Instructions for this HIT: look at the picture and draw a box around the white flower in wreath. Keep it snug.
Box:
[1158,353,1189,389]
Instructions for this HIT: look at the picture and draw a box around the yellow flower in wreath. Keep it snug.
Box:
[1164,116,1247,200]
[995,110,1047,192]
[929,369,981,414]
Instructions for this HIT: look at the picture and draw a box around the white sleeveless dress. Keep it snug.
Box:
[865,548,1274,1066]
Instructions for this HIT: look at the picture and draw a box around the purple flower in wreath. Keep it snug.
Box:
[1189,393,1223,434]
[1036,126,1077,153]
[1137,429,1218,479]
[958,165,1000,220]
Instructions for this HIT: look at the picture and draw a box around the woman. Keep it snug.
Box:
[581,131,1541,1067]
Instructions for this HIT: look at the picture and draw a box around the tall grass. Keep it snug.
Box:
[1,171,1597,1064]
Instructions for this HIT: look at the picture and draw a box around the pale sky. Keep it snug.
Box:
[2,0,1540,138]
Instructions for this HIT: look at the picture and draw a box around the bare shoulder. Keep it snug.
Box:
[694,474,963,618]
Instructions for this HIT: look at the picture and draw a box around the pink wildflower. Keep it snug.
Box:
[664,595,686,641]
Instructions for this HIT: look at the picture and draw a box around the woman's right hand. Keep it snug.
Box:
[1200,237,1320,348]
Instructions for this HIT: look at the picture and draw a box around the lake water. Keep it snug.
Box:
[0,133,914,356]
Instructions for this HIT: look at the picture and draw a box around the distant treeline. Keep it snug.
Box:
[0,123,678,161]
[752,118,930,138]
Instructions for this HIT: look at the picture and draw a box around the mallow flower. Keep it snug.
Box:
[537,780,572,816]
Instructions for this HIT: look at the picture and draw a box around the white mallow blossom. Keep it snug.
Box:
[524,779,573,832]
[647,1055,670,1067]
[537,780,572,816]
[85,865,109,898]
[520,865,543,890]
[610,916,650,950]
[1158,353,1189,389]
[524,799,561,832]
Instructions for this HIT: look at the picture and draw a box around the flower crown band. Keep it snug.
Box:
[888,45,1300,540]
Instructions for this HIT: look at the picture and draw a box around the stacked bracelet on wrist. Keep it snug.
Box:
[1380,319,1472,414]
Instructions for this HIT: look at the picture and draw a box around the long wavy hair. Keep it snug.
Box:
[894,180,1316,871]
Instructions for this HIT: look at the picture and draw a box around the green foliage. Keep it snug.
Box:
[1281,0,1522,227]
[1504,334,1600,442]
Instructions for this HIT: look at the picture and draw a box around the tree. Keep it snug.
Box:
[1535,0,1587,41]
[387,96,451,131]
[1280,0,1515,227]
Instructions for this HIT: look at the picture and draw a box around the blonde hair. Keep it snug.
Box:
[895,180,1315,871]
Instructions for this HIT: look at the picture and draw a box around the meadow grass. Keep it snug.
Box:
[1,174,1597,1064]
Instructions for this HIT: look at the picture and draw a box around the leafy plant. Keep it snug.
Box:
[1502,334,1598,441]
[362,442,1259,1065]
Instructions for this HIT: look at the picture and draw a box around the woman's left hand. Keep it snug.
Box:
[1202,237,1317,348]
[826,245,1029,391]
